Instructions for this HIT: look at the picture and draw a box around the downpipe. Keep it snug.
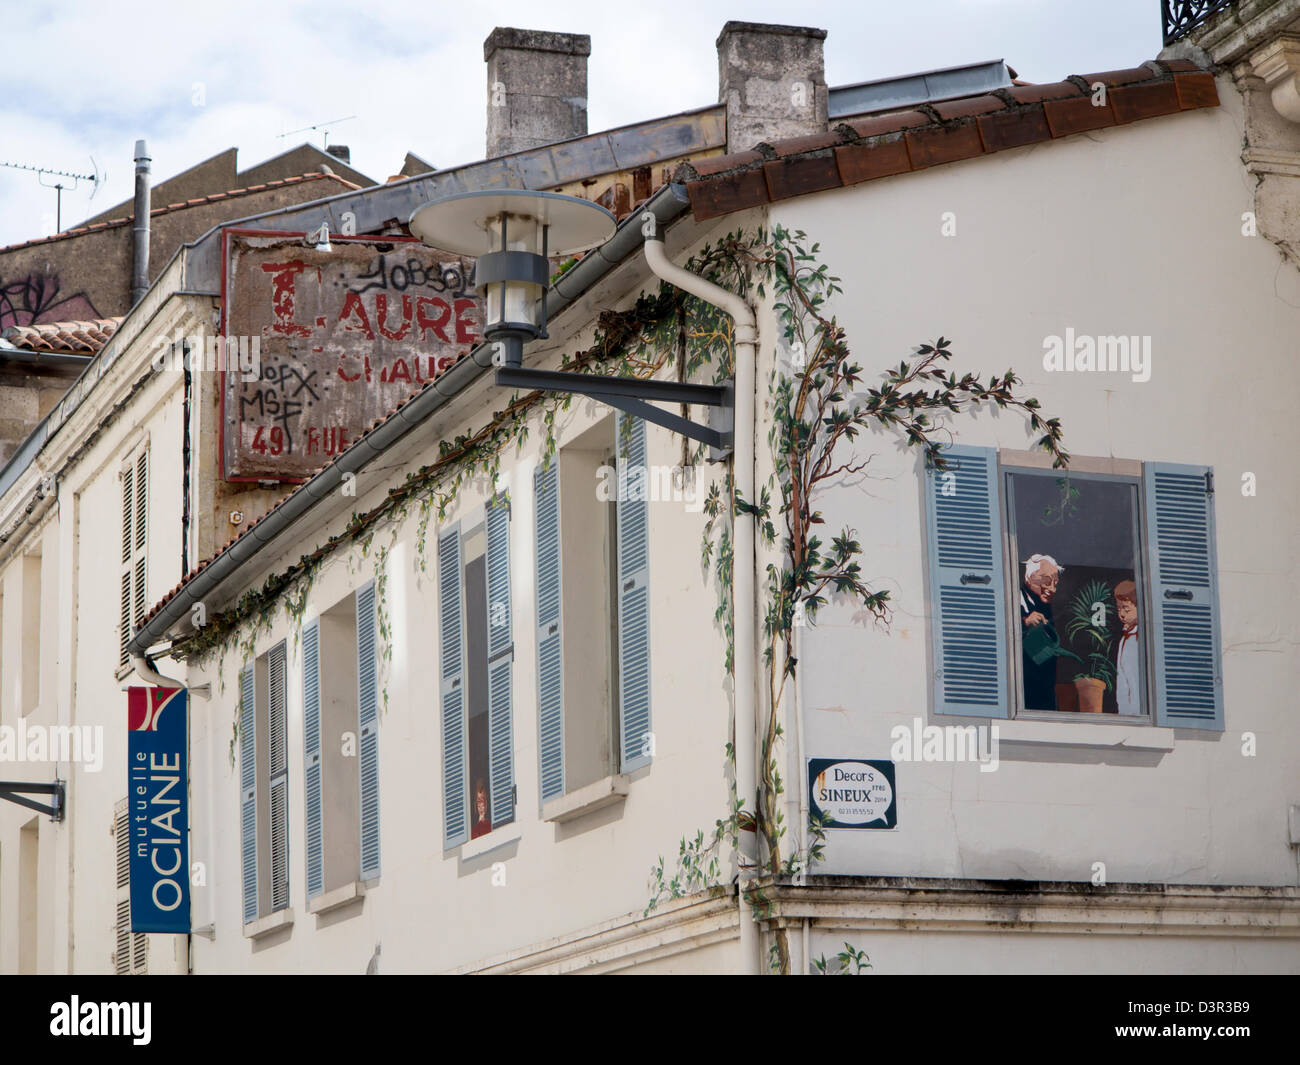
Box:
[643,219,760,975]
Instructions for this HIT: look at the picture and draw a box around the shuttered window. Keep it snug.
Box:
[357,581,381,879]
[484,497,515,829]
[534,461,564,801]
[113,799,147,974]
[615,414,653,770]
[239,661,257,924]
[1144,463,1224,729]
[119,448,148,668]
[923,444,1009,717]
[439,526,468,847]
[302,619,323,901]
[267,643,289,912]
[921,447,1224,731]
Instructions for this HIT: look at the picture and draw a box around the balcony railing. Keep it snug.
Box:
[1162,0,1235,45]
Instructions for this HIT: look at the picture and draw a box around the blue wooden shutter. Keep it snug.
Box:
[1143,463,1224,730]
[923,444,1009,717]
[302,619,323,901]
[534,460,565,801]
[267,643,289,912]
[485,496,515,827]
[616,414,653,770]
[356,581,381,877]
[438,526,468,847]
[239,661,257,923]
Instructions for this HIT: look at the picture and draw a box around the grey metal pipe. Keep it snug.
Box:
[131,140,151,306]
[126,181,693,657]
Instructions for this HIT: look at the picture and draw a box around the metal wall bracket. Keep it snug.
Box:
[495,367,735,460]
[0,779,65,821]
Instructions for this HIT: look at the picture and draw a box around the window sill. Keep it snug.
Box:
[308,880,365,916]
[243,908,293,940]
[542,774,630,824]
[998,719,1175,751]
[460,828,522,861]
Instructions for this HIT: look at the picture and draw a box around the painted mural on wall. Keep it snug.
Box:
[221,232,482,482]
[0,271,101,329]
[1009,472,1145,715]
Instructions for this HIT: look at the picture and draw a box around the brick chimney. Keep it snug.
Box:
[485,28,590,158]
[716,21,828,153]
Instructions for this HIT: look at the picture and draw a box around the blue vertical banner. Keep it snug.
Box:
[127,686,190,934]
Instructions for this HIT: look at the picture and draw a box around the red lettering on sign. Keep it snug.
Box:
[339,291,376,340]
[260,261,312,337]
[374,294,414,341]
[415,297,452,343]
[383,358,411,385]
[454,298,479,345]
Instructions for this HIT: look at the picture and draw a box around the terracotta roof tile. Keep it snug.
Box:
[2,316,123,354]
[680,60,1219,222]
[0,172,361,254]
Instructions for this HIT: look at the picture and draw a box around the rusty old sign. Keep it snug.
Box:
[221,231,481,481]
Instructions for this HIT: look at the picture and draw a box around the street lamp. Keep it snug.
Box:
[408,189,615,369]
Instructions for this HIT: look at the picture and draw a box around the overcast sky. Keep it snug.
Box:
[0,0,1162,248]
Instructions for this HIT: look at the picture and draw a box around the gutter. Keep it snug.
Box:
[126,182,694,659]
[0,473,56,569]
[643,232,760,976]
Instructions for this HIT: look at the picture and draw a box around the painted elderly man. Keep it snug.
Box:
[1020,554,1063,711]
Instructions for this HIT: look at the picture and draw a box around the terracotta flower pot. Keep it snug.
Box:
[1074,677,1106,714]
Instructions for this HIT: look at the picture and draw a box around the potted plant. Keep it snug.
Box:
[1063,579,1117,713]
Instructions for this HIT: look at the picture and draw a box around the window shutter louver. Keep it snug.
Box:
[484,496,515,827]
[119,572,132,668]
[302,619,323,901]
[923,444,1009,717]
[356,581,381,879]
[534,461,564,801]
[239,662,258,923]
[1144,463,1224,730]
[113,803,132,975]
[121,466,133,565]
[438,527,468,848]
[267,644,288,911]
[616,414,652,771]
[134,451,148,551]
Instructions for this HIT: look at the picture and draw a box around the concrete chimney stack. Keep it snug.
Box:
[485,28,590,158]
[716,21,828,153]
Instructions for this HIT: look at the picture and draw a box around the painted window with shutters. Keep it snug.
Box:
[301,581,381,905]
[439,494,515,849]
[113,799,147,974]
[534,413,652,811]
[923,445,1223,729]
[119,445,148,670]
[239,640,291,925]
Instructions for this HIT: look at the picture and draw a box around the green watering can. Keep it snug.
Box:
[1022,620,1084,666]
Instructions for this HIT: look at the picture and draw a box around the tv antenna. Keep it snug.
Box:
[0,157,101,233]
[277,115,357,149]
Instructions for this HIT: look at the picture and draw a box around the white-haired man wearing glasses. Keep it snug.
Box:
[1020,554,1063,711]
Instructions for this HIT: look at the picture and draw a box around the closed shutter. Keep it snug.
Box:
[119,449,149,669]
[485,496,515,827]
[113,800,146,975]
[616,414,652,771]
[534,461,564,801]
[239,662,257,923]
[438,526,468,848]
[302,619,323,902]
[356,581,381,879]
[1143,463,1224,730]
[923,444,1009,717]
[267,643,289,911]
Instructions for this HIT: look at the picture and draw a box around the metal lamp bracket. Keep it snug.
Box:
[494,367,735,461]
[0,778,65,821]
